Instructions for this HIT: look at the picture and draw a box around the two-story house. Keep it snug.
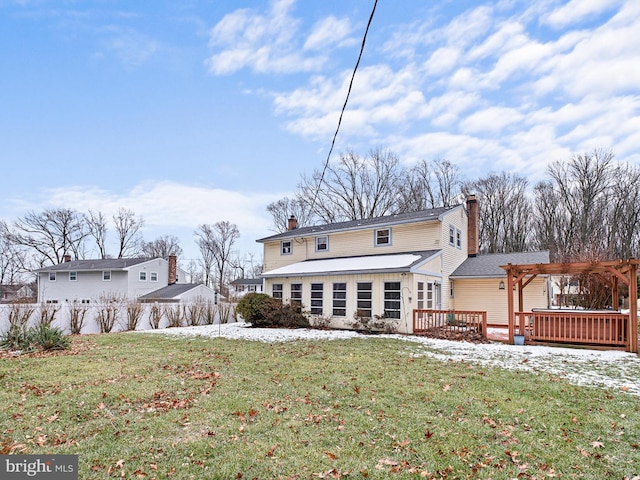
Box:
[257,196,549,333]
[34,254,215,304]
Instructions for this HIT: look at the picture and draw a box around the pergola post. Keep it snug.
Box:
[629,262,638,354]
[506,264,515,344]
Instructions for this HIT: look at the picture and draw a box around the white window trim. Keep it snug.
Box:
[315,236,329,252]
[139,271,147,281]
[102,271,111,281]
[449,225,455,246]
[49,272,56,281]
[456,228,462,249]
[69,272,77,281]
[281,240,292,255]
[374,228,391,247]
[150,272,158,282]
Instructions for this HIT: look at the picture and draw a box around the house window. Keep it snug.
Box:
[150,272,158,282]
[103,271,111,281]
[49,272,56,281]
[291,283,302,310]
[81,299,90,304]
[384,282,401,319]
[281,240,292,255]
[456,229,462,249]
[426,282,434,309]
[69,272,77,281]
[333,283,347,317]
[46,299,58,304]
[139,271,147,281]
[375,228,391,246]
[272,283,283,301]
[315,236,329,252]
[449,225,455,246]
[356,282,372,318]
[417,281,424,309]
[310,283,323,315]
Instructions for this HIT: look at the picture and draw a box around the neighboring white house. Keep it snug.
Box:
[230,278,264,298]
[32,254,212,304]
[138,283,218,303]
[257,196,550,333]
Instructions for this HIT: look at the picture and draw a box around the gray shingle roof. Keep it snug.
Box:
[450,251,550,278]
[34,258,152,272]
[138,284,201,300]
[256,206,460,243]
[231,278,263,286]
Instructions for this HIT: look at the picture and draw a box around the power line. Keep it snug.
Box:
[307,0,379,217]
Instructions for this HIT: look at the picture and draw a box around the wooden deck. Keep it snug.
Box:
[515,311,629,348]
[413,309,487,339]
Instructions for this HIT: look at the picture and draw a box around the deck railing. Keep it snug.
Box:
[413,309,487,338]
[516,311,628,347]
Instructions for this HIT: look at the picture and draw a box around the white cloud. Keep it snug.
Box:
[206,0,345,75]
[303,16,353,51]
[460,106,524,134]
[544,0,622,28]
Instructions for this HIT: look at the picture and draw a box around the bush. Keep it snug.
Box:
[236,293,309,328]
[0,323,33,352]
[1,324,70,353]
[30,324,70,351]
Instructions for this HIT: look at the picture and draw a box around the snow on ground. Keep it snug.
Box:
[138,322,640,396]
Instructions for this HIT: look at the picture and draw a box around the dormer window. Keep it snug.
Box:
[315,236,329,252]
[375,228,391,246]
[281,240,292,255]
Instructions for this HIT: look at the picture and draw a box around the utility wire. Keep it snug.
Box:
[307,0,378,217]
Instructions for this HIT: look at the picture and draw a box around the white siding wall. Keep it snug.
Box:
[38,270,129,303]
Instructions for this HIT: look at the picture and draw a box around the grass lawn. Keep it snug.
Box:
[1,332,639,479]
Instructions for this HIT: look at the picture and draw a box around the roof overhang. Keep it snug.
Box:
[261,251,441,278]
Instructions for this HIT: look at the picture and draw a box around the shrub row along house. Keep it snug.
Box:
[33,254,217,304]
[257,196,550,334]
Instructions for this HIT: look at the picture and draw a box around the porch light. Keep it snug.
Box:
[499,280,505,290]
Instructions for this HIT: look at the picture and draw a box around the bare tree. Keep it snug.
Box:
[86,210,108,259]
[196,221,239,295]
[0,220,28,284]
[195,225,216,287]
[298,148,404,223]
[142,235,183,260]
[266,197,313,233]
[398,158,462,212]
[607,163,640,259]
[464,172,533,254]
[538,150,614,261]
[11,208,89,265]
[113,208,144,258]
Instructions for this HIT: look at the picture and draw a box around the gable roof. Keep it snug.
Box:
[450,251,550,278]
[33,258,155,273]
[231,278,263,286]
[257,206,461,243]
[261,250,441,278]
[138,283,204,300]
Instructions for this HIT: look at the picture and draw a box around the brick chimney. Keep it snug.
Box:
[168,253,177,285]
[287,215,298,231]
[466,194,479,257]
[63,254,72,263]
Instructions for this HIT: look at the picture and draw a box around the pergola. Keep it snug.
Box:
[501,259,639,353]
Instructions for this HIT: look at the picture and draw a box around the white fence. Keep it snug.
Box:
[0,302,237,336]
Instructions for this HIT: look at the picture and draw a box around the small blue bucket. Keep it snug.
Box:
[514,334,525,346]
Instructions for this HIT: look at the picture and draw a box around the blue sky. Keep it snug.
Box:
[1,0,639,264]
